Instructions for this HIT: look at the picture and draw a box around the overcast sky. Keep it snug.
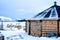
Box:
[0,0,60,19]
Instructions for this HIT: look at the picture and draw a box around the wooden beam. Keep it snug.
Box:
[40,20,42,36]
[25,21,27,32]
[57,20,59,36]
[28,20,31,35]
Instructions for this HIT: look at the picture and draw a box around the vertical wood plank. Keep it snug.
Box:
[57,20,59,36]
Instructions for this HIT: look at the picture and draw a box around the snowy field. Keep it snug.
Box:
[0,22,60,40]
[0,30,60,40]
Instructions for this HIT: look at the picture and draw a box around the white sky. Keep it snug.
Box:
[0,0,60,19]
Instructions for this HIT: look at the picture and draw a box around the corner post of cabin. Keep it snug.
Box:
[57,20,59,36]
[25,20,27,32]
[28,20,31,35]
[39,20,42,36]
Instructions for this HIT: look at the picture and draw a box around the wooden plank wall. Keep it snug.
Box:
[59,21,60,36]
[42,20,57,36]
[30,20,42,36]
[25,21,30,34]
[26,20,60,36]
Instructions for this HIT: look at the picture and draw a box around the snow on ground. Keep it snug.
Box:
[0,30,60,40]
[0,22,60,40]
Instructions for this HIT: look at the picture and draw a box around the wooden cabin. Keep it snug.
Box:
[25,2,60,37]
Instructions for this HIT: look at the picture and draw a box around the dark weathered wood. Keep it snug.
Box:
[26,20,60,36]
[57,20,59,36]
[40,20,42,36]
[42,20,57,36]
[59,21,60,36]
[25,21,27,32]
[28,20,31,35]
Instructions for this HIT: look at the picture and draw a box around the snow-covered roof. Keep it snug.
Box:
[31,2,60,20]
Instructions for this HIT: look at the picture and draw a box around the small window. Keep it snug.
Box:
[51,8,56,17]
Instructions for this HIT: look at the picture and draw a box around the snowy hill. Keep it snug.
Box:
[0,16,12,22]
